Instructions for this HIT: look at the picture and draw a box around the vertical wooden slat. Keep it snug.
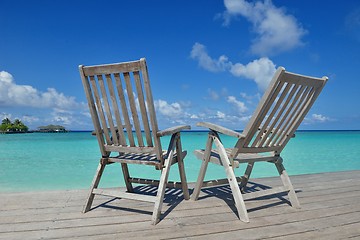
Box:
[89,75,112,145]
[259,83,299,147]
[79,66,107,157]
[245,80,285,147]
[105,74,126,146]
[242,67,285,142]
[114,73,135,147]
[265,85,305,147]
[140,58,162,161]
[278,87,316,146]
[133,71,153,147]
[191,133,214,200]
[97,74,118,145]
[175,133,189,200]
[123,72,144,147]
[252,83,292,148]
[271,86,312,147]
[278,78,327,151]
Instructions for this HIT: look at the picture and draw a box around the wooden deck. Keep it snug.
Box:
[1,171,360,239]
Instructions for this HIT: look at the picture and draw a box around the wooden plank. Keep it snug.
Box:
[82,61,141,76]
[277,87,315,146]
[270,86,312,147]
[107,154,160,166]
[258,83,299,147]
[265,85,305,147]
[242,67,284,138]
[213,136,249,222]
[242,68,285,145]
[252,83,292,148]
[114,73,135,146]
[89,75,112,145]
[242,186,289,200]
[151,133,177,224]
[175,134,190,200]
[123,72,144,147]
[280,71,326,88]
[104,145,157,154]
[105,74,126,146]
[92,188,157,203]
[191,134,214,200]
[157,125,191,137]
[133,71,153,147]
[121,163,134,192]
[97,74,118,145]
[278,80,326,151]
[79,67,107,157]
[128,178,184,188]
[196,122,244,138]
[139,58,162,160]
[1,171,358,239]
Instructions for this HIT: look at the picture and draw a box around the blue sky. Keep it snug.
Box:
[1,0,360,130]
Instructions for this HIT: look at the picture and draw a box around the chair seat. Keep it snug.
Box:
[194,148,278,168]
[107,150,187,166]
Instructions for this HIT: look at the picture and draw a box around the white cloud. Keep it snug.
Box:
[207,88,220,100]
[0,71,91,129]
[216,111,226,119]
[190,114,199,119]
[190,43,276,90]
[154,99,183,118]
[230,57,276,91]
[22,115,40,124]
[311,114,331,123]
[240,92,261,102]
[223,0,306,56]
[227,96,248,113]
[0,112,12,121]
[303,113,333,125]
[190,43,231,72]
[0,71,84,110]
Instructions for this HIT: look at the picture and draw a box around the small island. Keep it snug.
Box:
[1,118,69,134]
[37,125,68,133]
[0,118,29,134]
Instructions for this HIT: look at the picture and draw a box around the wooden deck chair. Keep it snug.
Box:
[79,58,190,225]
[191,67,328,222]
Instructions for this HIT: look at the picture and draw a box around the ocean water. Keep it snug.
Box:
[0,131,359,192]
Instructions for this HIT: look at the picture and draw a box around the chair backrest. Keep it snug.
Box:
[79,58,163,159]
[238,67,328,155]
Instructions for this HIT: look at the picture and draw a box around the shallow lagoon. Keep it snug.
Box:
[1,131,359,192]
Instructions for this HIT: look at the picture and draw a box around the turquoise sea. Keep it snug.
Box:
[0,131,359,192]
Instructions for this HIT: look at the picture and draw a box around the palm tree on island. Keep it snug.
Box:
[0,118,29,134]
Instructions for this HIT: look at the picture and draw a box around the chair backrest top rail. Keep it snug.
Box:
[81,59,143,76]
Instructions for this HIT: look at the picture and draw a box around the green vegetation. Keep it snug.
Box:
[0,118,29,133]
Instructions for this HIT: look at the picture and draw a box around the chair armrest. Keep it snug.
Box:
[197,122,245,138]
[157,125,191,137]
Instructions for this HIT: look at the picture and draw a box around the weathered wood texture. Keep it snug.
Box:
[192,68,328,222]
[79,58,190,224]
[1,171,360,240]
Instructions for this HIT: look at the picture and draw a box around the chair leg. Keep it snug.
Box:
[191,135,213,201]
[275,158,300,209]
[121,163,134,193]
[83,159,106,213]
[175,134,190,200]
[151,135,176,225]
[240,162,255,192]
[213,137,249,223]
